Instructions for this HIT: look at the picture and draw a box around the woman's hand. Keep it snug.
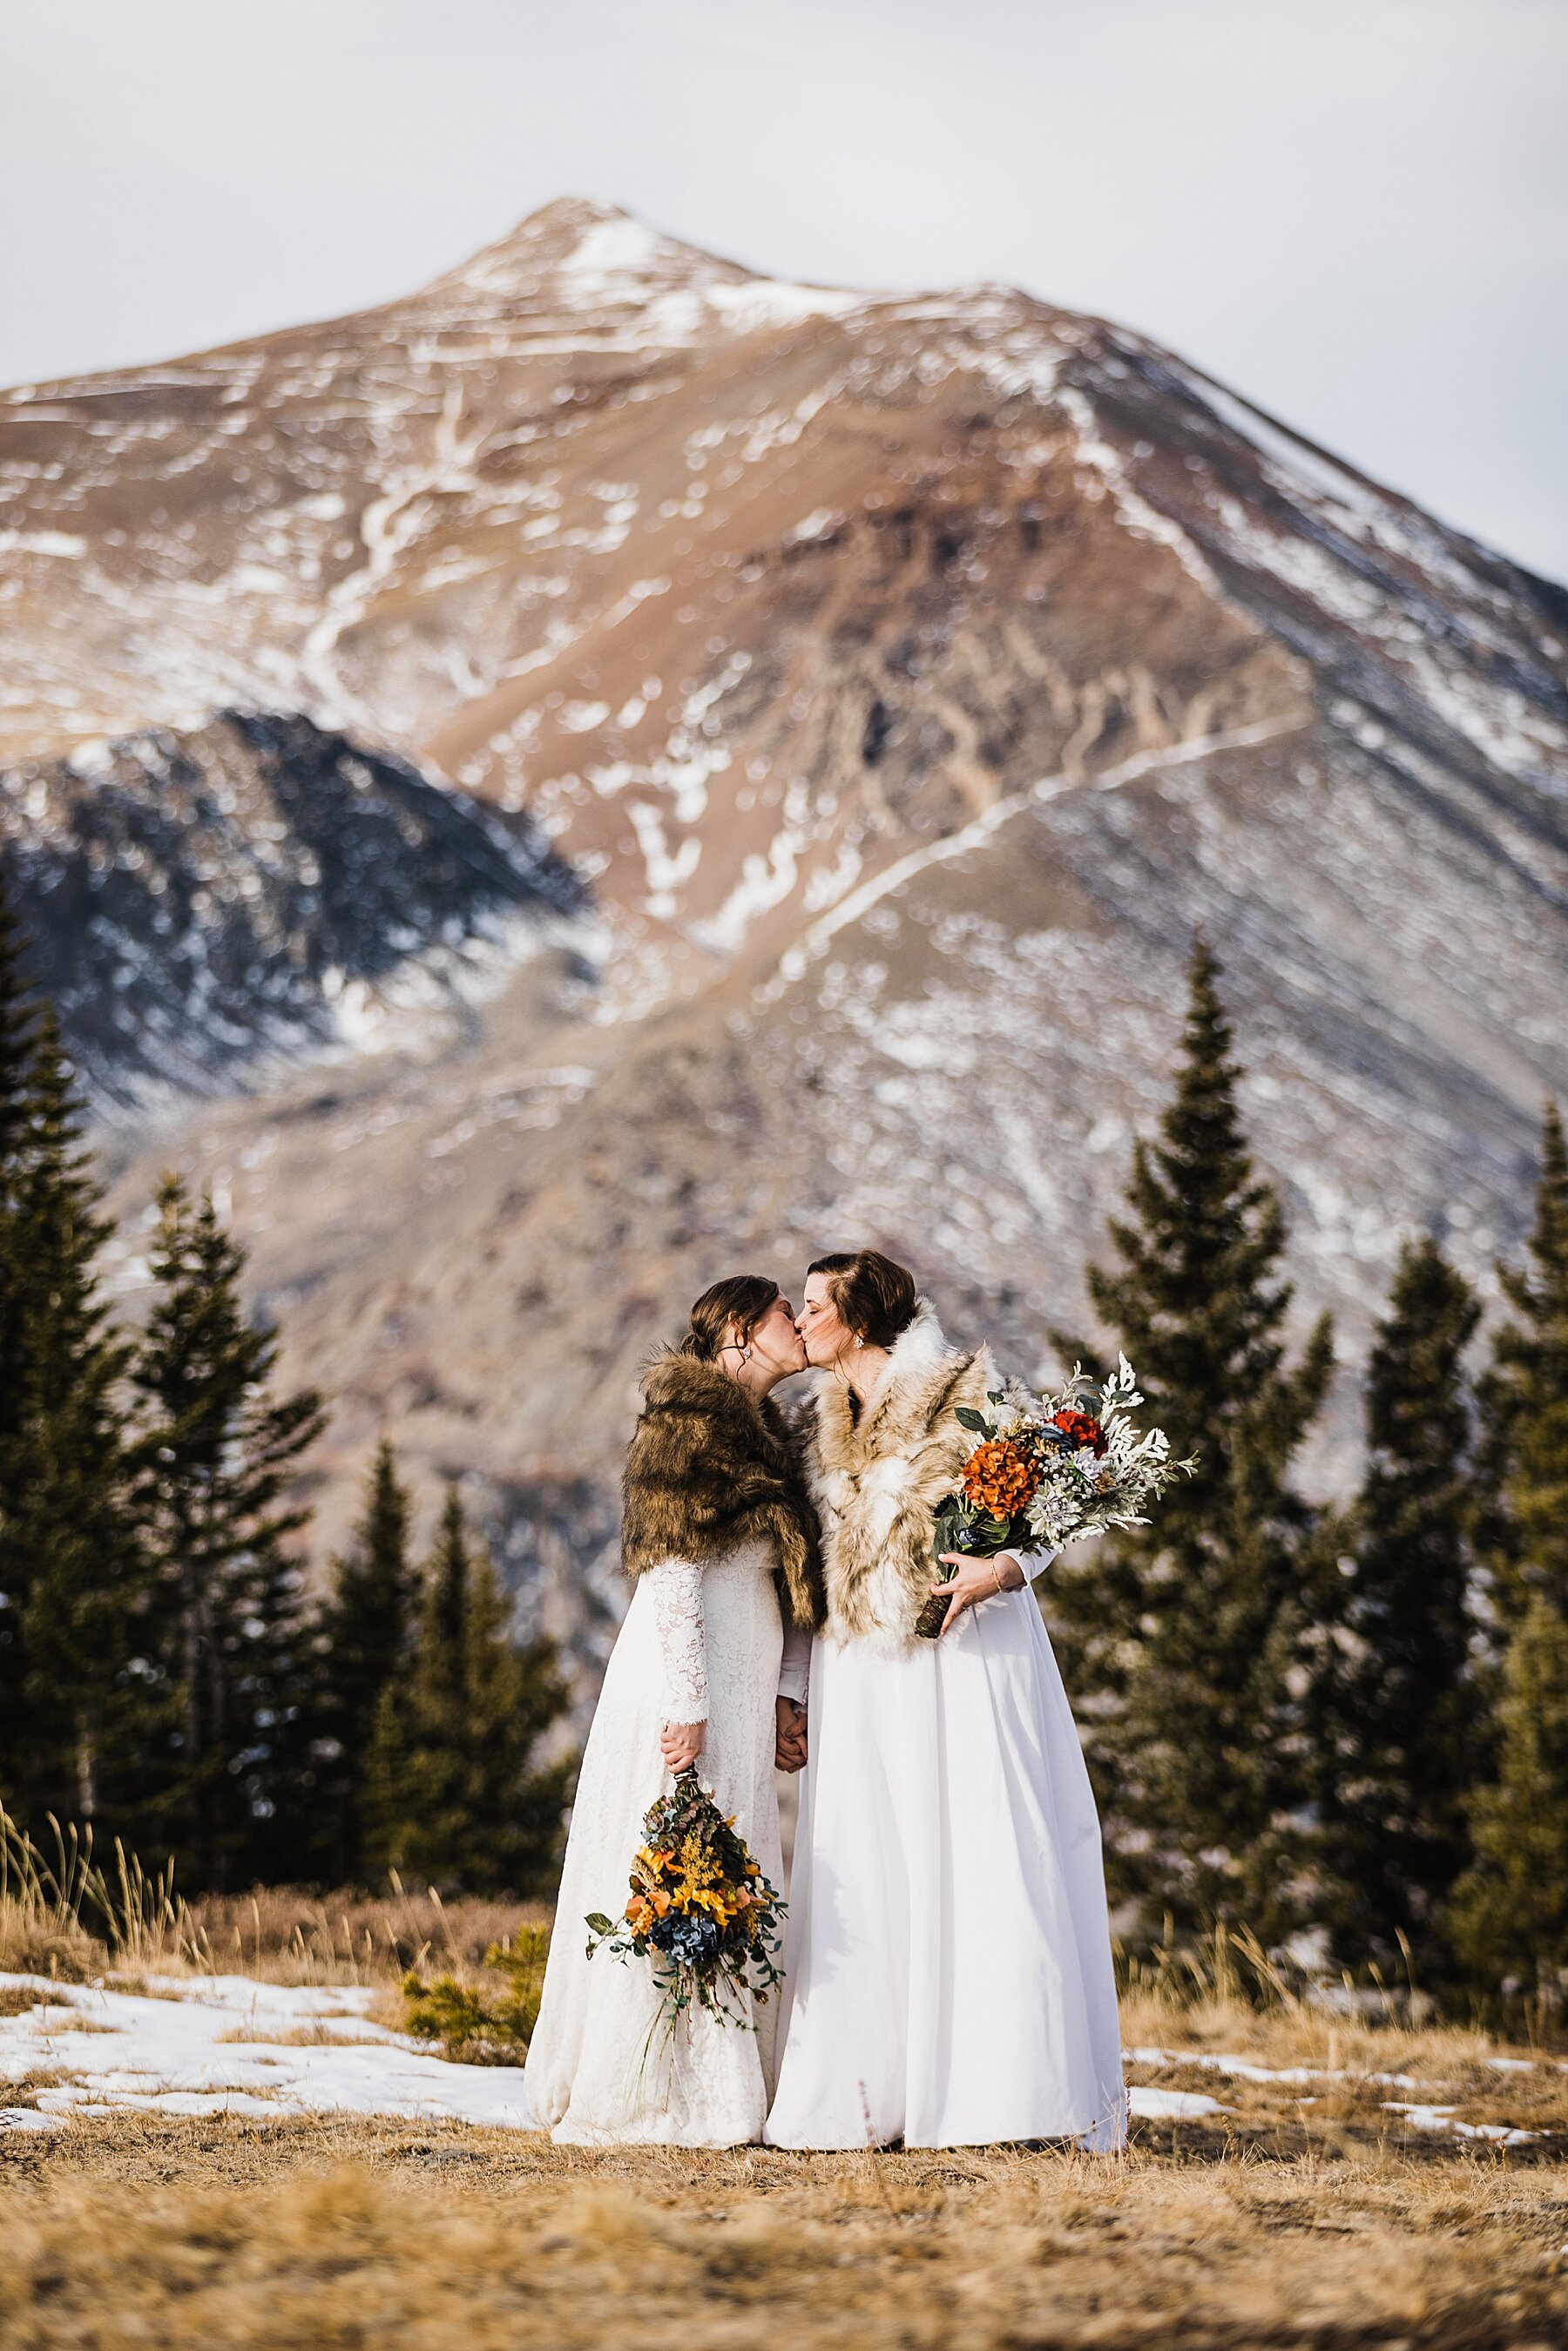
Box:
[931,1550,1026,1638]
[660,1719,706,1772]
[774,1696,808,1773]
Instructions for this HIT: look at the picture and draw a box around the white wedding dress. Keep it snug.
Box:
[524,1538,789,2145]
[766,1572,1127,2152]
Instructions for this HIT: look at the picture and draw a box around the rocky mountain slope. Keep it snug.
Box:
[3,199,1565,1667]
[0,711,581,1103]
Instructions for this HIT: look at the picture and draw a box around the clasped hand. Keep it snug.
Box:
[663,1699,808,1773]
[930,1550,1026,1637]
[774,1695,808,1773]
[659,1718,705,1771]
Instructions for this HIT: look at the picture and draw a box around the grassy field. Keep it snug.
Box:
[5,2100,1568,2350]
[3,1867,1567,2348]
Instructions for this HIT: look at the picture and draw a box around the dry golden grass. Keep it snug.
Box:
[179,1881,550,1984]
[3,2111,1567,2350]
[0,1804,549,1996]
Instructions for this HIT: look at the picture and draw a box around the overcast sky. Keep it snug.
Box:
[4,0,1565,580]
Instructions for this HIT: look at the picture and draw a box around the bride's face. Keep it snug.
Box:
[733,1292,808,1380]
[797,1272,856,1369]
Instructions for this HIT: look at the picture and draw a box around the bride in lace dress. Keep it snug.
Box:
[524,1276,822,2146]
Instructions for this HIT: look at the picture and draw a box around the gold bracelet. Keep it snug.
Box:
[992,1558,1004,1595]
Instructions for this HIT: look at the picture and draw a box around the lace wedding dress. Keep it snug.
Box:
[524,1537,790,2145]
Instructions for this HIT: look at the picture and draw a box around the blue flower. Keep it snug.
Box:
[652,1913,723,1966]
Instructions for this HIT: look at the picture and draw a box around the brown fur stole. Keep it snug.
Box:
[621,1349,825,1632]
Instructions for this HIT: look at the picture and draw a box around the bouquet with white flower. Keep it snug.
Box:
[914,1356,1196,1638]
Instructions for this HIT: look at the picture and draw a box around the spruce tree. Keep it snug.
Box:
[0,868,40,1804]
[1047,935,1333,1937]
[364,1488,571,1895]
[1448,1104,1568,2012]
[1446,1594,1568,2017]
[1316,1234,1481,1976]
[319,1438,418,1882]
[130,1175,327,1886]
[3,1011,142,1832]
[1477,1100,1568,1624]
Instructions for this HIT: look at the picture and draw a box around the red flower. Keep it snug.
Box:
[1053,1407,1108,1456]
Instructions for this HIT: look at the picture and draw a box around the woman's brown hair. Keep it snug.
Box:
[807,1249,919,1348]
[679,1273,781,1362]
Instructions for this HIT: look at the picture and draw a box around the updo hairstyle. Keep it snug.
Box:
[679,1273,781,1362]
[807,1249,919,1349]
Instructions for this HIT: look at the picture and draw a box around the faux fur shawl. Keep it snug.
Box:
[621,1349,825,1633]
[805,1303,995,1644]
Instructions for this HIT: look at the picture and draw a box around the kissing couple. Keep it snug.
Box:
[524,1250,1126,2151]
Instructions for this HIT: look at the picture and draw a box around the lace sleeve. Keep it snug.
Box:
[645,1558,707,1723]
[777,1622,812,1707]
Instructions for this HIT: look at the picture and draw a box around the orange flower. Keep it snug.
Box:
[963,1436,1039,1516]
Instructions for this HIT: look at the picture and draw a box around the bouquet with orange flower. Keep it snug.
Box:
[914,1356,1195,1638]
[585,1767,785,2030]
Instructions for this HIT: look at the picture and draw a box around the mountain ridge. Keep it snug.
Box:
[2,201,1564,1680]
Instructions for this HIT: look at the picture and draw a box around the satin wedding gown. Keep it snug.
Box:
[524,1539,788,2145]
[766,1578,1126,2150]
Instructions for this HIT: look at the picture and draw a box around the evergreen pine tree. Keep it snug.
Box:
[1477,1100,1568,1624]
[1316,1234,1481,1975]
[1446,1594,1568,2017]
[1447,1104,1568,2013]
[3,1011,143,1832]
[364,1488,571,1895]
[0,868,41,1803]
[1047,935,1333,1937]
[130,1175,327,1887]
[319,1439,417,1882]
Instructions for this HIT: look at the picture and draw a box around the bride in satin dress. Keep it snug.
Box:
[765,1248,1126,2152]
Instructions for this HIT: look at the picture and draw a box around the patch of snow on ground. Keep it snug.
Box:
[1125,2044,1321,2087]
[1126,2086,1229,2121]
[0,1972,536,2130]
[1126,2045,1541,2141]
[1383,2101,1537,2146]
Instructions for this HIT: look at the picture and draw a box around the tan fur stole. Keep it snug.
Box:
[805,1306,996,1645]
[621,1348,825,1633]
